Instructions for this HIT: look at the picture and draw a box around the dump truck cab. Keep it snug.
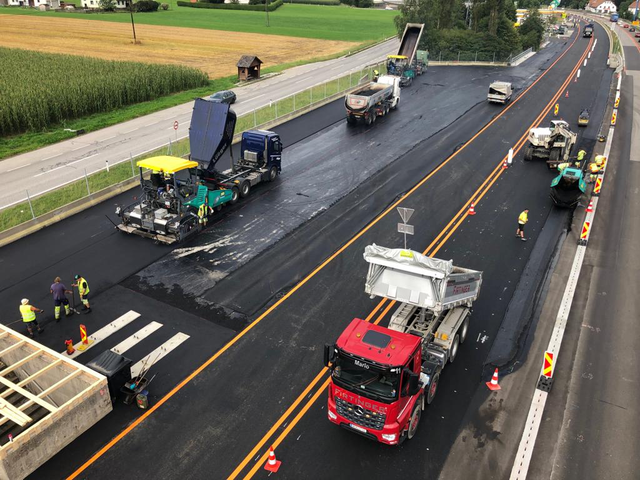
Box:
[326,245,482,445]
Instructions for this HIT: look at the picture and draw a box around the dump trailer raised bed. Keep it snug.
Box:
[325,245,482,445]
[387,23,425,87]
[523,120,578,168]
[192,98,283,202]
[345,75,400,125]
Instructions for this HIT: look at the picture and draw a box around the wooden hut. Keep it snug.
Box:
[237,55,263,81]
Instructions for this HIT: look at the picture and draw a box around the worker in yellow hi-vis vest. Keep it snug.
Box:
[20,298,44,338]
[198,197,213,227]
[516,209,529,242]
[72,275,91,313]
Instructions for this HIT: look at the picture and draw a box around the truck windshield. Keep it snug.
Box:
[332,351,399,401]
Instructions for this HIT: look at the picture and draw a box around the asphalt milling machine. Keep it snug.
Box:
[115,99,282,244]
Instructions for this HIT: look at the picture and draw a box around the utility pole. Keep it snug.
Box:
[128,0,138,44]
[265,0,270,27]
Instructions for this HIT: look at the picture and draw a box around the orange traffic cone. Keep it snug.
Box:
[486,368,501,391]
[468,203,477,216]
[502,158,508,169]
[586,200,594,213]
[264,446,281,473]
[565,90,569,98]
[65,339,75,355]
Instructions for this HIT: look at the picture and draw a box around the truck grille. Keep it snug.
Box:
[335,397,386,431]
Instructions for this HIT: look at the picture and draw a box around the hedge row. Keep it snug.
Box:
[289,0,340,5]
[177,0,283,10]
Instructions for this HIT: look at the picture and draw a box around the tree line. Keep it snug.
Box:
[395,0,547,59]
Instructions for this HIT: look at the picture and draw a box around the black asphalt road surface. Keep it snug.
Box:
[0,23,610,480]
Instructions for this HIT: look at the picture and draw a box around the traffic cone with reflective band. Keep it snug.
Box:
[486,368,501,391]
[565,90,569,98]
[65,339,75,355]
[586,200,594,213]
[468,203,477,216]
[264,446,281,473]
[502,158,508,169]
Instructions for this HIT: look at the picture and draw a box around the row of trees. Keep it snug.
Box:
[395,0,547,60]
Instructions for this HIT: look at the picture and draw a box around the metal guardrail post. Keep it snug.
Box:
[475,51,478,62]
[324,82,327,99]
[84,169,90,195]
[439,51,442,62]
[275,101,278,119]
[493,52,496,64]
[253,110,257,128]
[25,190,35,219]
[457,51,460,62]
[293,94,296,111]
[311,87,313,105]
[130,154,135,177]
[349,72,352,87]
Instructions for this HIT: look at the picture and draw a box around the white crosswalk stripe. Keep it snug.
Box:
[130,333,190,378]
[110,321,163,355]
[66,310,140,359]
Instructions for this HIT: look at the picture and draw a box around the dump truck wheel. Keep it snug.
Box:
[365,115,372,126]
[268,166,278,182]
[459,317,470,344]
[240,181,251,198]
[449,334,460,364]
[426,372,440,405]
[407,402,422,440]
[523,144,533,161]
[230,187,240,204]
[346,115,357,125]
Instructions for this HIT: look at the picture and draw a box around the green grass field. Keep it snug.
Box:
[1,3,397,42]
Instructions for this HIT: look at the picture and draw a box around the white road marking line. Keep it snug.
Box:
[144,121,158,127]
[33,164,67,177]
[130,332,190,378]
[102,135,117,141]
[67,153,98,166]
[71,145,85,151]
[7,163,32,172]
[110,321,163,355]
[65,310,141,359]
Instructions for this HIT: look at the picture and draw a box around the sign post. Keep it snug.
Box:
[397,207,415,249]
[173,120,179,144]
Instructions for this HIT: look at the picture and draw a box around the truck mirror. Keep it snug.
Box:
[324,344,336,367]
[408,372,420,397]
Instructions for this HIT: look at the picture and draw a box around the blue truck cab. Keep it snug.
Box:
[241,130,282,174]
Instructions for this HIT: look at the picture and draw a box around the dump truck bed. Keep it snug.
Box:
[397,23,425,64]
[345,82,393,112]
[363,245,482,313]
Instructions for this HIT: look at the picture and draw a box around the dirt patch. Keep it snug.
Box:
[0,15,357,78]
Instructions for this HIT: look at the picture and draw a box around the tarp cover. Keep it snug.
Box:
[86,350,132,377]
[189,98,237,172]
[364,244,452,276]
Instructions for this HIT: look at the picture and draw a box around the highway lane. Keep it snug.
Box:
[0,43,566,477]
[526,24,640,480]
[40,26,599,480]
[0,39,398,210]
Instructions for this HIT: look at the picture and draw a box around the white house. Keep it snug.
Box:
[7,0,59,7]
[586,0,617,14]
[629,2,640,15]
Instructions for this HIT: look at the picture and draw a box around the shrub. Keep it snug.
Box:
[340,0,372,7]
[176,0,283,10]
[133,0,159,11]
[0,47,209,136]
[99,0,116,10]
[290,0,340,4]
[202,0,224,3]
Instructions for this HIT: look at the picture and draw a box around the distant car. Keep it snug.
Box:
[558,26,565,34]
[636,32,640,37]
[209,90,236,104]
[624,24,630,28]
[631,27,636,32]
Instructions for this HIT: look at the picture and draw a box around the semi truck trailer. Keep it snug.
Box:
[345,75,401,125]
[325,245,482,445]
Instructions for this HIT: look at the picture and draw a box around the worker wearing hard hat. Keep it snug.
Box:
[577,149,587,162]
[587,155,606,182]
[72,275,91,313]
[373,69,380,81]
[20,299,44,338]
[557,161,581,173]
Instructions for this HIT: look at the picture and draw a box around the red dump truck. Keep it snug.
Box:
[345,75,401,125]
[325,245,482,445]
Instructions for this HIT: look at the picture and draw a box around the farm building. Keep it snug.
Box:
[81,0,128,8]
[6,0,59,7]
[586,0,617,14]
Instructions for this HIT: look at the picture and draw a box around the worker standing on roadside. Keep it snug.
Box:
[50,277,73,322]
[20,299,44,338]
[198,197,212,227]
[516,209,529,242]
[72,275,91,313]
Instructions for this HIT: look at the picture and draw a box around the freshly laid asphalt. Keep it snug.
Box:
[0,23,612,480]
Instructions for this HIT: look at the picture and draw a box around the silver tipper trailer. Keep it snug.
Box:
[363,244,482,366]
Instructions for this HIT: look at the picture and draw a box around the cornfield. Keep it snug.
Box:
[0,47,209,136]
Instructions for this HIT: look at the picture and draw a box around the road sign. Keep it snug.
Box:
[578,220,590,246]
[397,207,414,224]
[543,351,554,378]
[593,177,602,196]
[554,103,559,116]
[173,120,179,131]
[397,223,414,235]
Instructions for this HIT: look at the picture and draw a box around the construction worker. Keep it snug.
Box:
[587,155,605,183]
[20,299,43,338]
[373,69,380,81]
[72,275,91,313]
[198,197,212,227]
[557,161,581,173]
[50,277,73,322]
[577,149,587,162]
[516,209,529,242]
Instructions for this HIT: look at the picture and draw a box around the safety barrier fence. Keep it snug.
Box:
[0,60,387,234]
